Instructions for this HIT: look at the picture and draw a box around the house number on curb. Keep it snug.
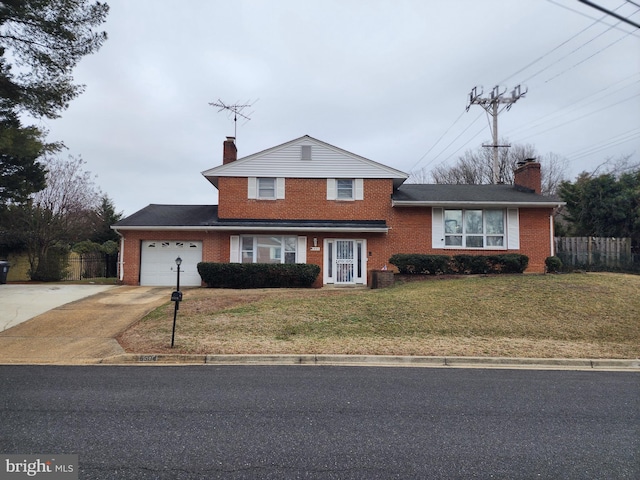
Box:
[139,355,158,362]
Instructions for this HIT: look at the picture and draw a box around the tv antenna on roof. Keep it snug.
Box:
[209,98,258,139]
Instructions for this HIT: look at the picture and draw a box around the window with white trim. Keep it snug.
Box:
[257,178,276,199]
[240,236,298,264]
[327,178,364,200]
[336,179,354,200]
[248,177,285,199]
[444,209,505,248]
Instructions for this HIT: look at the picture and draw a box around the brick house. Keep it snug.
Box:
[112,135,563,287]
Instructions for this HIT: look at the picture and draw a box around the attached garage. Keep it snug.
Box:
[140,240,203,286]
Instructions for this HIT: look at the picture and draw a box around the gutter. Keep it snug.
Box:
[392,200,566,208]
[112,227,125,282]
[111,225,389,233]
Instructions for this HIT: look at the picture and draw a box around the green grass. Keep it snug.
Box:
[119,273,640,358]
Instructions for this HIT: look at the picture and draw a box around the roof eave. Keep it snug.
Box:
[112,225,389,233]
[392,200,566,208]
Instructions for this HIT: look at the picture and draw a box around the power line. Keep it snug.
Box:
[545,0,640,36]
[512,92,640,142]
[415,2,638,178]
[407,108,467,172]
[578,0,640,28]
[520,17,625,84]
[427,113,484,166]
[440,124,490,165]
[499,6,620,85]
[543,27,637,83]
[565,128,640,160]
[505,75,640,136]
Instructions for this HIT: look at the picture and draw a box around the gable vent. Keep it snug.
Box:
[301,145,312,161]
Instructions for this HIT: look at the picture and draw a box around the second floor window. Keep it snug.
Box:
[248,177,284,199]
[336,179,354,200]
[257,178,276,199]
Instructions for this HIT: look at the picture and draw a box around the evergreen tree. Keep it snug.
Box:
[559,170,640,244]
[0,0,109,119]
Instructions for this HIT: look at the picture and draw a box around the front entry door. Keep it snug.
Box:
[335,240,355,284]
[324,239,367,285]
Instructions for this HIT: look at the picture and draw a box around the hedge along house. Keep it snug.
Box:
[112,136,564,287]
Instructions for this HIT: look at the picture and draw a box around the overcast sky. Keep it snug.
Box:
[33,0,640,216]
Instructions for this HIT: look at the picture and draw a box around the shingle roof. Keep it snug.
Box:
[113,204,388,232]
[114,205,219,227]
[393,184,562,206]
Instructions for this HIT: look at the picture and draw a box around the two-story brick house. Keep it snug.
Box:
[113,135,563,287]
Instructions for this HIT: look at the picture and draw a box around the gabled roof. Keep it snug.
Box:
[202,135,409,188]
[112,204,388,233]
[393,184,564,208]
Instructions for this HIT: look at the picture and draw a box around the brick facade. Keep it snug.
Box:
[116,138,557,286]
[218,177,394,220]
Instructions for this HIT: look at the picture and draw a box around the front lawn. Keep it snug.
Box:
[117,273,640,358]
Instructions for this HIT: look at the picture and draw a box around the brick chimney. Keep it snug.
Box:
[514,159,541,194]
[223,136,237,164]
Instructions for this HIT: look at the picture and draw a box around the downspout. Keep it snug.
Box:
[112,227,125,282]
[549,214,555,257]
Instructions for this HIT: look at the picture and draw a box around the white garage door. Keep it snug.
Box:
[140,241,203,286]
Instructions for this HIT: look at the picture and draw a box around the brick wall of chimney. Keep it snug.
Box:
[514,161,541,194]
[223,137,237,164]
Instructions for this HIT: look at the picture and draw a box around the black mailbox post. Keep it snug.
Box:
[170,257,182,348]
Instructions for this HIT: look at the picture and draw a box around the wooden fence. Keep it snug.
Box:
[554,237,638,271]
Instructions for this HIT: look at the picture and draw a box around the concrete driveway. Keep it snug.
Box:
[0,285,169,364]
[0,284,116,331]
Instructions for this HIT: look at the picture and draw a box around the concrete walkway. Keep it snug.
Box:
[0,286,169,364]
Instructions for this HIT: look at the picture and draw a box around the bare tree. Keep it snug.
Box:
[409,140,568,196]
[14,155,102,279]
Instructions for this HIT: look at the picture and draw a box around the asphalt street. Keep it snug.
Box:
[1,365,638,479]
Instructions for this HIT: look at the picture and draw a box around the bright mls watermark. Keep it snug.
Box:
[1,455,78,479]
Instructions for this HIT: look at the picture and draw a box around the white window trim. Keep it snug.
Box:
[229,235,306,264]
[327,178,363,201]
[432,207,519,250]
[248,177,285,200]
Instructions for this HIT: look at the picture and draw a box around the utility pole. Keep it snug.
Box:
[467,85,527,183]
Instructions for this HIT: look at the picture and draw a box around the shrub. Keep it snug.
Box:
[389,254,452,275]
[198,262,321,288]
[545,255,563,273]
[452,254,489,274]
[30,245,69,282]
[391,253,529,275]
[72,240,102,254]
[489,253,529,273]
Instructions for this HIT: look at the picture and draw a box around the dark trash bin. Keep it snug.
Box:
[0,261,10,284]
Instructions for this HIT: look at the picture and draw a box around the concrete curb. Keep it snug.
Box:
[96,354,640,370]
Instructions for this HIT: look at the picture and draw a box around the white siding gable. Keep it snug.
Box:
[203,136,408,184]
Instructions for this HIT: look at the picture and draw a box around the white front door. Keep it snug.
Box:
[324,239,367,285]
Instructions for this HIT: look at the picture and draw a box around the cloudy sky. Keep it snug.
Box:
[33,0,640,216]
